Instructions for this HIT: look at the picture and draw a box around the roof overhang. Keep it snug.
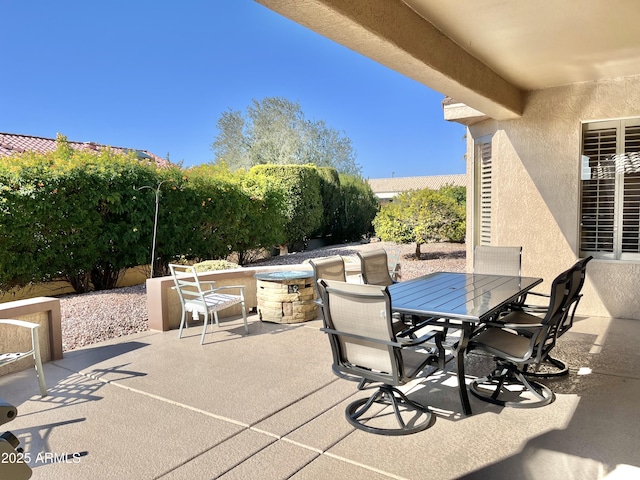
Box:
[256,0,640,121]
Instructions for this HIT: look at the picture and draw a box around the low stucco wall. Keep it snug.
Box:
[147,263,363,331]
[0,297,63,376]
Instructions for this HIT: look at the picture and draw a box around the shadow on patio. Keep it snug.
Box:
[1,313,639,479]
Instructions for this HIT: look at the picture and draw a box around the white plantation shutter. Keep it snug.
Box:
[580,119,640,260]
[475,136,492,246]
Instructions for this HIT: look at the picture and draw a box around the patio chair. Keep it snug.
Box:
[308,256,346,314]
[473,245,522,276]
[319,279,444,435]
[466,267,573,408]
[509,256,593,377]
[357,249,397,287]
[386,247,402,281]
[169,264,248,345]
[0,319,47,397]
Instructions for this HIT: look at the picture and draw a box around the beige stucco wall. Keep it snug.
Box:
[467,74,640,320]
[0,297,63,377]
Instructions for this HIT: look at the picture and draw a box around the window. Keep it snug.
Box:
[580,118,640,260]
[474,136,492,246]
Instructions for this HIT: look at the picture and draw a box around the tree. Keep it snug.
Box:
[212,97,361,176]
[373,187,466,257]
[247,164,323,254]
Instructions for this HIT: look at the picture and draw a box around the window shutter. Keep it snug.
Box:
[475,138,492,246]
[580,126,616,255]
[622,123,640,254]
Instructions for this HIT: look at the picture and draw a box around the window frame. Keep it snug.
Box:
[580,118,640,261]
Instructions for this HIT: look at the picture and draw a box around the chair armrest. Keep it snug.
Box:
[397,330,442,347]
[203,285,245,295]
[526,291,550,299]
[0,319,40,330]
[320,327,404,348]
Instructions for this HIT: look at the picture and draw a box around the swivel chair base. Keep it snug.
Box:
[523,355,569,378]
[470,363,555,408]
[345,384,433,436]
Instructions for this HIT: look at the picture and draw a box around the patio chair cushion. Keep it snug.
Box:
[185,293,244,321]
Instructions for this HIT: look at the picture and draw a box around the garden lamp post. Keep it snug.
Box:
[136,180,167,278]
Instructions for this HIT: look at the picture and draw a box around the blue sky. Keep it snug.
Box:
[2,0,466,179]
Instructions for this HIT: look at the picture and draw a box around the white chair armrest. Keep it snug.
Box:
[202,285,245,295]
[0,319,40,330]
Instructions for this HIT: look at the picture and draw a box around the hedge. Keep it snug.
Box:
[0,141,376,294]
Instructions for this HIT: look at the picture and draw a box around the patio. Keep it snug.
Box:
[2,311,639,479]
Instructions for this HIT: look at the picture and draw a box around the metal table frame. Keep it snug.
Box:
[388,272,543,415]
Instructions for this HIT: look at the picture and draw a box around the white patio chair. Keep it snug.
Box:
[0,319,47,397]
[169,264,248,344]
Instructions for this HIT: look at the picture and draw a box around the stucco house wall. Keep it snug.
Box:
[466,74,640,319]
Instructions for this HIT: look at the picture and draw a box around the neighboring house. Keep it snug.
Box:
[257,0,640,320]
[368,174,465,202]
[0,132,170,168]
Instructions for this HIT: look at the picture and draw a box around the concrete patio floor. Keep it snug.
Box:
[2,313,640,480]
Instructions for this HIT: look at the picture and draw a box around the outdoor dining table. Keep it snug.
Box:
[388,271,543,415]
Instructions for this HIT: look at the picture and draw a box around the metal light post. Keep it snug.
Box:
[136,180,167,278]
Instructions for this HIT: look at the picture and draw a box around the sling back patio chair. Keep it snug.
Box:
[169,264,248,345]
[357,249,397,287]
[474,245,522,276]
[507,256,593,377]
[466,267,573,408]
[308,255,346,314]
[472,245,524,324]
[319,279,444,435]
[0,319,47,397]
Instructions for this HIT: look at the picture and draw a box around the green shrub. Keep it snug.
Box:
[248,164,323,249]
[334,174,379,242]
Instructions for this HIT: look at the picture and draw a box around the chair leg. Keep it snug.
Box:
[200,312,209,345]
[178,309,187,339]
[241,301,248,335]
[31,328,47,397]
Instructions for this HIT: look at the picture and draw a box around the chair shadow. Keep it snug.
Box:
[177,313,313,345]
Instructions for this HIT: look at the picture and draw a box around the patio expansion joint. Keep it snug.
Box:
[153,428,273,480]
[55,363,252,428]
[245,376,346,436]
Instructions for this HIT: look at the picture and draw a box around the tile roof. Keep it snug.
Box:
[0,132,170,168]
[368,174,466,197]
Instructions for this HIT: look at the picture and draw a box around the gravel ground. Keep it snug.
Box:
[60,241,466,351]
